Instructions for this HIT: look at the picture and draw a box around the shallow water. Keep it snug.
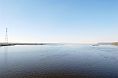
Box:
[0,44,118,78]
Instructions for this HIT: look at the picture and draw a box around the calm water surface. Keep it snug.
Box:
[0,44,118,78]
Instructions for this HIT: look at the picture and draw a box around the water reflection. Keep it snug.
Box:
[4,47,8,78]
[4,47,8,66]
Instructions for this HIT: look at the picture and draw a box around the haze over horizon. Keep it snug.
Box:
[0,0,118,43]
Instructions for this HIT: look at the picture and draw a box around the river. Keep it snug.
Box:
[0,44,118,78]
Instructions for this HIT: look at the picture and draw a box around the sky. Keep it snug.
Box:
[0,0,118,43]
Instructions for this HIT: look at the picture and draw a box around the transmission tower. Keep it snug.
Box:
[5,28,8,44]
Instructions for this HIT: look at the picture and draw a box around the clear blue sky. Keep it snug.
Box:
[0,0,118,43]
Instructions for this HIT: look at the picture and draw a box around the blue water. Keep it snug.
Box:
[0,44,118,78]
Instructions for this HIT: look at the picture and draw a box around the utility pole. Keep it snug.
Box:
[5,27,8,44]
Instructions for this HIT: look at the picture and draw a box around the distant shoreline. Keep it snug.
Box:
[92,42,118,46]
[0,43,47,46]
[0,43,65,46]
[0,42,118,47]
[112,42,118,46]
